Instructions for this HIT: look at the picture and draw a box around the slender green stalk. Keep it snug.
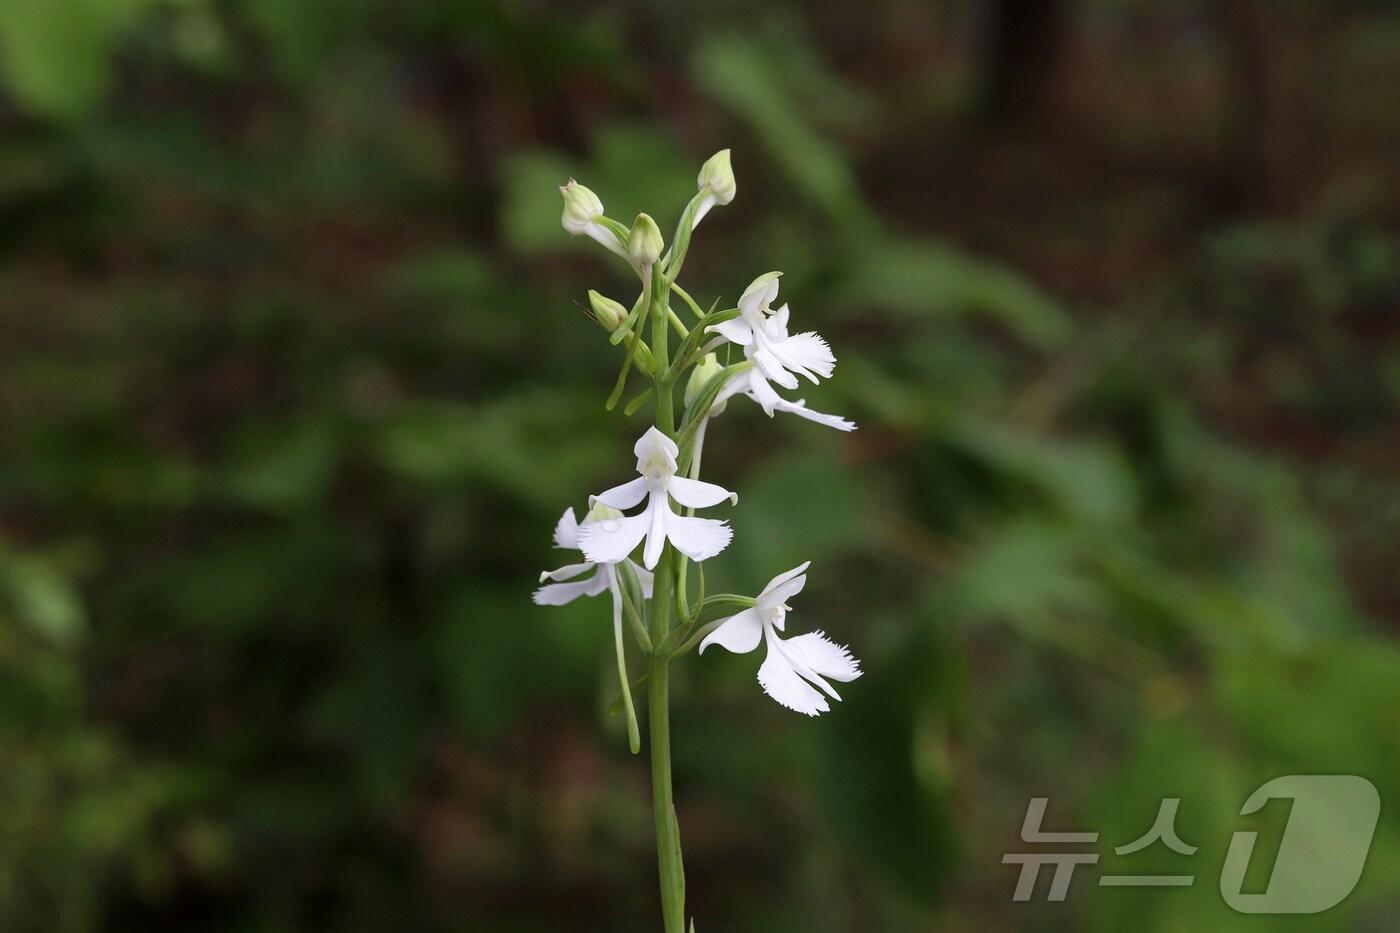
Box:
[610,576,641,754]
[648,264,686,932]
[648,608,684,932]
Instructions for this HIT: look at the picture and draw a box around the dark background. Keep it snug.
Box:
[1,1,1398,930]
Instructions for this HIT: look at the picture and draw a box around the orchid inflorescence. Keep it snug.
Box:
[534,150,860,931]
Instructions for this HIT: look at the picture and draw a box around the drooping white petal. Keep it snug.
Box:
[745,367,784,416]
[553,508,580,549]
[783,631,863,684]
[772,397,856,431]
[533,571,609,606]
[751,346,801,390]
[663,512,733,562]
[732,366,855,431]
[592,476,648,511]
[758,628,830,716]
[538,561,594,583]
[642,494,669,569]
[770,331,835,383]
[577,512,649,565]
[698,607,764,655]
[667,475,737,509]
[708,317,754,346]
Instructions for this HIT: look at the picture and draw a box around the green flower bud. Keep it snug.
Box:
[587,290,628,332]
[685,352,726,411]
[697,149,736,205]
[627,212,663,267]
[559,179,604,235]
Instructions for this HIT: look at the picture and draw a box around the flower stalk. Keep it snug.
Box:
[648,255,687,933]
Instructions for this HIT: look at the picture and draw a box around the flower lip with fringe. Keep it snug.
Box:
[699,561,863,716]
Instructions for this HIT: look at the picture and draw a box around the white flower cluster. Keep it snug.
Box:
[538,152,861,717]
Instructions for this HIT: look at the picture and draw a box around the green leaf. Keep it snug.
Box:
[1,549,85,646]
[947,416,1138,526]
[0,0,151,118]
[838,238,1074,350]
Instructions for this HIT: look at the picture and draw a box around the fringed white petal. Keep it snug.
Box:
[758,628,830,716]
[663,512,732,563]
[577,512,649,565]
[772,331,835,383]
[783,631,862,684]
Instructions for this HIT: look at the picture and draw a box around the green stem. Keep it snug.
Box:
[611,578,641,755]
[670,281,707,319]
[648,632,684,932]
[648,267,686,932]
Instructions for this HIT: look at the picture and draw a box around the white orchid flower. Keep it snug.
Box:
[578,426,736,570]
[560,179,629,261]
[699,561,862,716]
[533,505,654,606]
[707,272,837,391]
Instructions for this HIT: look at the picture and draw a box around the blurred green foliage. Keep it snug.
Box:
[1,1,1399,930]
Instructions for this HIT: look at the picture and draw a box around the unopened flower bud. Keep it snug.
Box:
[588,290,627,332]
[627,213,663,267]
[697,149,735,205]
[559,179,604,236]
[685,352,727,412]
